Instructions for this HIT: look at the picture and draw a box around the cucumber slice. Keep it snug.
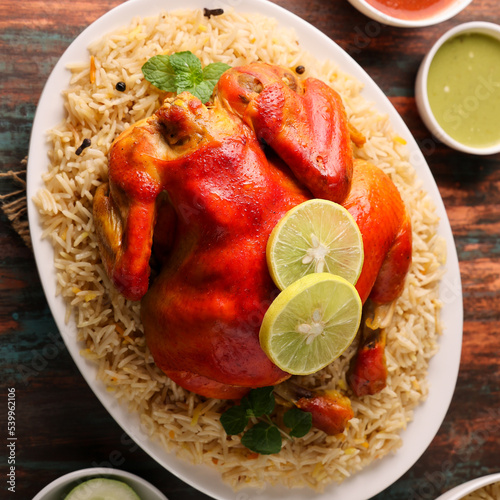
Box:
[64,478,141,500]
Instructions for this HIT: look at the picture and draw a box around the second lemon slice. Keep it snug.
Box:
[260,273,362,375]
[267,199,364,291]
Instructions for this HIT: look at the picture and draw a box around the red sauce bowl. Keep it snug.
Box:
[347,0,473,27]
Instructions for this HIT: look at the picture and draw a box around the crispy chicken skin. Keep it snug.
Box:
[344,159,412,305]
[295,390,354,435]
[343,160,412,396]
[348,325,388,397]
[93,117,163,301]
[93,62,412,402]
[217,63,354,204]
[275,382,354,435]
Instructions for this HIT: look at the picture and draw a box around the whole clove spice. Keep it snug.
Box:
[203,7,224,18]
[75,138,91,156]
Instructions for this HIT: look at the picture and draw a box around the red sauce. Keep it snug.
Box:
[365,0,457,20]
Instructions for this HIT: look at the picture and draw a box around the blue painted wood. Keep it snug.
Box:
[1,0,499,499]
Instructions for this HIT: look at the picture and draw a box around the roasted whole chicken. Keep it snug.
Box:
[94,62,412,419]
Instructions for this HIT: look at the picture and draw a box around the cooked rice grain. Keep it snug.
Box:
[462,482,500,500]
[34,8,445,491]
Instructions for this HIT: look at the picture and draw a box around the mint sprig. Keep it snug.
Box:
[283,407,312,438]
[245,385,275,417]
[241,422,282,455]
[141,51,231,104]
[141,55,177,93]
[220,386,313,455]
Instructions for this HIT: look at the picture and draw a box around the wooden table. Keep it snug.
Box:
[1,0,499,498]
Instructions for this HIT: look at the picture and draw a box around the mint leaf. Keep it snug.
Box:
[246,386,275,418]
[219,387,311,456]
[169,51,203,78]
[169,51,204,93]
[241,422,282,455]
[141,55,176,92]
[197,62,231,102]
[220,404,249,435]
[142,51,231,104]
[203,62,231,86]
[283,407,312,438]
[189,80,215,104]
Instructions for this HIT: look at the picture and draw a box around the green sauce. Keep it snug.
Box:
[427,32,500,148]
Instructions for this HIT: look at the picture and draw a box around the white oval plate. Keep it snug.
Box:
[26,0,463,499]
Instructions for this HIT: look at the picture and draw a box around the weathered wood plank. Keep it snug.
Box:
[1,0,499,499]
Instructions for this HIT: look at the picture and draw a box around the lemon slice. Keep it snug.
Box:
[259,273,362,375]
[266,199,364,290]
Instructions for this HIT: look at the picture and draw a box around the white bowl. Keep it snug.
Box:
[347,0,472,27]
[32,468,169,500]
[434,472,500,500]
[415,21,500,155]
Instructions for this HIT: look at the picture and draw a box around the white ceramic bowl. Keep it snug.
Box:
[415,21,500,155]
[32,468,169,500]
[347,0,472,27]
[434,472,500,500]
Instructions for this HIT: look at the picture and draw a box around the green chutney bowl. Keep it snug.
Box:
[416,21,500,155]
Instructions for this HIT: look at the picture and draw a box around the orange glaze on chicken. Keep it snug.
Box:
[218,63,354,204]
[344,159,412,305]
